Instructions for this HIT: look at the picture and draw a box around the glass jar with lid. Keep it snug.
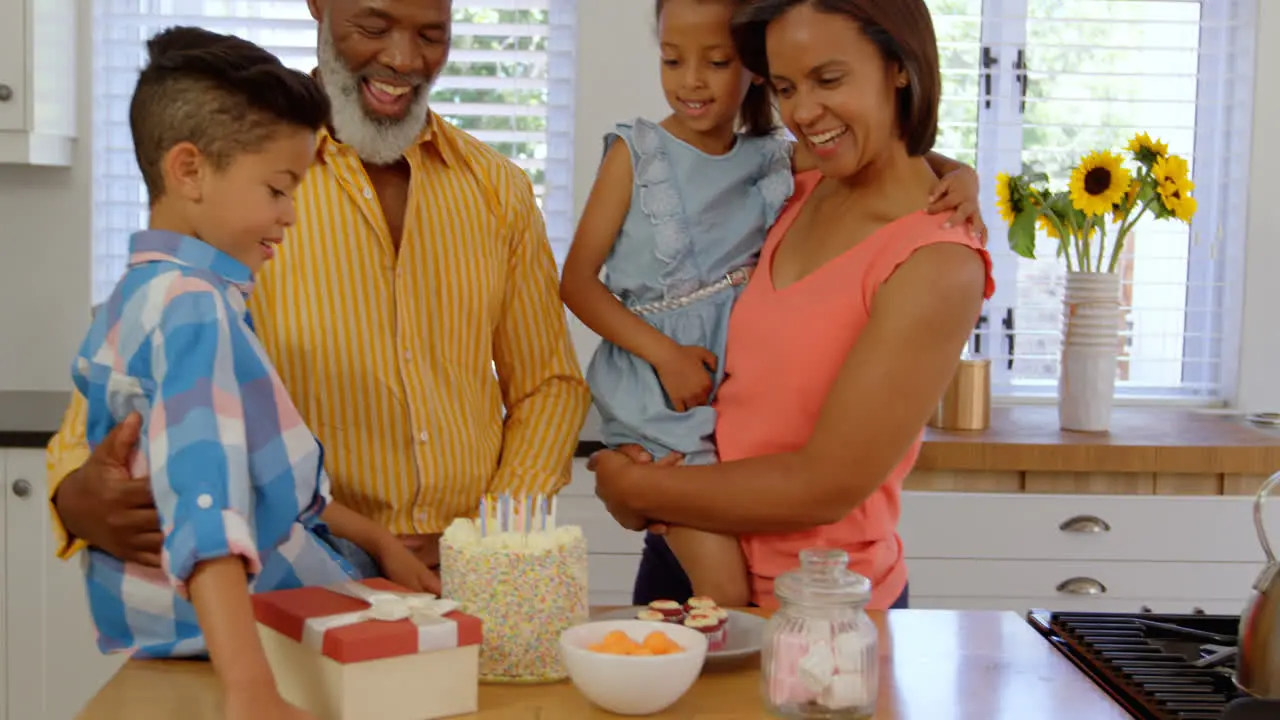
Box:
[760,548,878,719]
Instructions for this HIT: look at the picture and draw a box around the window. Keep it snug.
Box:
[929,0,1255,400]
[91,0,576,304]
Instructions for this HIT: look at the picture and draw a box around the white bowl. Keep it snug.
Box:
[559,619,709,715]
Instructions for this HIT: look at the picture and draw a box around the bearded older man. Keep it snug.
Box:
[45,0,591,584]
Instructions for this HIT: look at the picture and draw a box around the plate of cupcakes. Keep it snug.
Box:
[592,597,765,664]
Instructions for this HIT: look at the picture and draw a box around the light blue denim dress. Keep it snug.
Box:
[586,117,794,466]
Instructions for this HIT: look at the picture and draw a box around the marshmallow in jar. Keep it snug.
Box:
[760,548,878,720]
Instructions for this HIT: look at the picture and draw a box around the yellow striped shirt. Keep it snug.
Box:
[47,112,590,558]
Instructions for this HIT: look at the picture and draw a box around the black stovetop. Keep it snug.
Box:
[1027,609,1280,720]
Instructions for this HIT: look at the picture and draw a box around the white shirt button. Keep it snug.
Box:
[363,188,373,199]
[419,431,429,442]
[196,494,213,510]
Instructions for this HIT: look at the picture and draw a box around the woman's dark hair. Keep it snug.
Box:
[730,0,940,155]
[654,0,780,137]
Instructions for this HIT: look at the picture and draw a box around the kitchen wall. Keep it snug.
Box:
[1,1,1277,416]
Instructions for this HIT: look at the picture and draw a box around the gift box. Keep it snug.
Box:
[252,578,483,720]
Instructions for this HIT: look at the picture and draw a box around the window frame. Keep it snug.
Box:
[969,0,1255,403]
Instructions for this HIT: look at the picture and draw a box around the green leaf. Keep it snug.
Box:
[1009,208,1039,259]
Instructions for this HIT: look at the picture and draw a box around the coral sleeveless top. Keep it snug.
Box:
[714,170,995,610]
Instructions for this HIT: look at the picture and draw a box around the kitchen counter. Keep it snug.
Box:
[578,405,1280,474]
[77,608,1130,720]
[0,390,67,447]
[917,405,1280,474]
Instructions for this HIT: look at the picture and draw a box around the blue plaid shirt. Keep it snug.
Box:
[72,230,357,658]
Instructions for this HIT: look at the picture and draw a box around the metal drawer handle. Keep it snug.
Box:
[1057,577,1107,595]
[1059,514,1111,533]
[11,478,30,498]
[0,84,11,102]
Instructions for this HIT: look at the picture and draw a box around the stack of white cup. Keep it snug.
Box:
[1058,272,1124,432]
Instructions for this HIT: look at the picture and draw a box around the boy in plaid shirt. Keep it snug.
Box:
[71,26,433,720]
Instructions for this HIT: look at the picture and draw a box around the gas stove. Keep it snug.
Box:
[1027,609,1280,720]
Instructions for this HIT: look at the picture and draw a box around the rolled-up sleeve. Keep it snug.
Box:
[148,287,262,595]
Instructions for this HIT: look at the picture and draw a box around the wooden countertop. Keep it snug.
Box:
[77,609,1130,720]
[917,405,1280,474]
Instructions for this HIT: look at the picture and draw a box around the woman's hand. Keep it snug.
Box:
[590,450,649,531]
[654,344,717,411]
[590,448,682,532]
[375,538,442,594]
[927,166,987,245]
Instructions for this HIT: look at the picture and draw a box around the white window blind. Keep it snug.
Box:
[928,0,1256,400]
[91,0,577,304]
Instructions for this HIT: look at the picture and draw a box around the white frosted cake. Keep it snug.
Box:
[439,496,588,683]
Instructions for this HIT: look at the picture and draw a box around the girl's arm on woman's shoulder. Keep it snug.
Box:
[615,241,988,534]
[924,151,971,178]
[560,141,682,368]
[790,143,968,178]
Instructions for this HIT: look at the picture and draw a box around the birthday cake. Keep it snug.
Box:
[440,494,588,683]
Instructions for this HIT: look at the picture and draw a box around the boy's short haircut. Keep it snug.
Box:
[129,26,332,204]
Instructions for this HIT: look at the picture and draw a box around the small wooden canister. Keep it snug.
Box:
[929,357,991,431]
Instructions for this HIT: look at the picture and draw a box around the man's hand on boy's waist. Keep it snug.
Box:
[55,412,163,566]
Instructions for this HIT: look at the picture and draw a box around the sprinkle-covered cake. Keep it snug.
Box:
[440,494,588,683]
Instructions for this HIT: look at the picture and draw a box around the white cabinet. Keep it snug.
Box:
[2,449,124,720]
[0,0,77,166]
[899,491,1266,616]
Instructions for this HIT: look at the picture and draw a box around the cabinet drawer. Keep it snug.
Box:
[900,492,1266,563]
[907,558,1262,603]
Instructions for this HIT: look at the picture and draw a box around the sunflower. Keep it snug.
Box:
[1127,132,1168,163]
[995,172,1017,224]
[1167,193,1197,222]
[1152,154,1191,196]
[1037,215,1060,240]
[1152,154,1197,222]
[1113,179,1142,223]
[1069,150,1131,216]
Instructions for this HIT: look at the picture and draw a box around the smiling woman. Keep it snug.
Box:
[588,0,994,612]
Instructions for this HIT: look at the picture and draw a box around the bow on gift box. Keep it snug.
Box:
[301,581,465,653]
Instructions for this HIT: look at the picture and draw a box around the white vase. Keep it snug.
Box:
[1058,272,1123,432]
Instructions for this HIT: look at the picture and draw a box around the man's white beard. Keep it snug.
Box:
[318,20,433,166]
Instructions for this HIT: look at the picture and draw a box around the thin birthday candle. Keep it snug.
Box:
[479,494,488,537]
